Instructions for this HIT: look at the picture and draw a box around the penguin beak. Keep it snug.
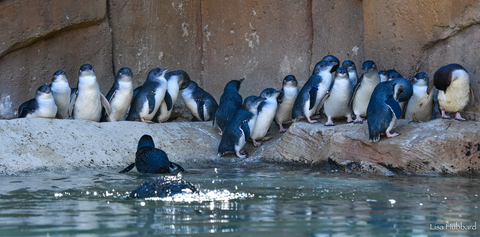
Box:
[238,78,245,84]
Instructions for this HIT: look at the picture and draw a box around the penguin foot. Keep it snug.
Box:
[218,131,223,136]
[386,131,400,138]
[311,115,321,120]
[441,115,451,119]
[252,140,263,147]
[324,122,335,126]
[307,117,318,123]
[262,137,271,141]
[454,112,467,121]
[278,124,288,133]
[353,115,364,124]
[236,150,248,159]
[346,117,354,123]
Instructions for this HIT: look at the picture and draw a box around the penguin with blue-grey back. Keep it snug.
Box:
[214,78,244,135]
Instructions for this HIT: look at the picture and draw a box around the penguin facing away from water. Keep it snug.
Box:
[292,59,338,123]
[69,64,111,121]
[154,70,191,122]
[367,78,413,142]
[100,67,134,122]
[404,72,434,122]
[434,64,474,121]
[128,176,197,199]
[49,70,71,119]
[182,81,219,122]
[274,75,298,133]
[126,67,171,122]
[18,85,58,118]
[214,78,244,135]
[250,88,281,146]
[323,67,354,126]
[350,60,381,124]
[218,96,265,159]
[119,134,185,174]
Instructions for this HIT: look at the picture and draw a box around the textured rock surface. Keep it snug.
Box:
[1,118,479,176]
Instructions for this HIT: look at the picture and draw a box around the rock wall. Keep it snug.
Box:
[0,0,478,118]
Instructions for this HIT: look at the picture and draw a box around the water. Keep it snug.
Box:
[0,167,479,236]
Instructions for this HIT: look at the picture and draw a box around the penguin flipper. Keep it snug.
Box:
[100,93,111,115]
[164,91,173,111]
[68,90,78,117]
[308,87,318,110]
[196,99,205,121]
[119,163,136,174]
[240,121,250,142]
[349,82,361,107]
[470,85,475,105]
[277,90,284,104]
[169,162,185,172]
[427,79,434,95]
[385,97,402,119]
[147,91,156,114]
[108,91,116,104]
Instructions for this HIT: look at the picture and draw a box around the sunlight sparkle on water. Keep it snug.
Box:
[145,188,254,203]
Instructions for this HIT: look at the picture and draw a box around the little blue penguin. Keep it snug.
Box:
[367,78,413,142]
[214,78,244,135]
[404,72,434,122]
[387,69,402,81]
[119,134,185,174]
[49,70,71,119]
[18,85,58,118]
[129,176,197,199]
[181,81,218,121]
[100,68,134,122]
[218,96,265,159]
[434,64,474,121]
[323,67,354,126]
[292,59,338,123]
[379,70,388,82]
[126,67,170,122]
[274,75,298,133]
[342,60,358,88]
[69,64,111,121]
[350,60,381,124]
[322,55,341,73]
[154,70,191,122]
[250,88,281,146]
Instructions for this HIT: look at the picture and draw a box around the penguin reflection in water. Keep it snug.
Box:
[120,135,184,174]
[367,78,413,142]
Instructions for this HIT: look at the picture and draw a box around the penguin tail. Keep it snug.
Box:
[169,162,185,172]
[119,163,136,173]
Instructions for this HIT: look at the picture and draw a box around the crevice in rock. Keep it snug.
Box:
[377,162,406,175]
[421,21,480,52]
[0,20,106,62]
[307,0,314,71]
[105,0,116,76]
[199,0,206,88]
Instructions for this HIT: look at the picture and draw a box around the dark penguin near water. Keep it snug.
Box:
[18,85,58,118]
[126,67,172,122]
[218,96,265,159]
[129,176,197,199]
[434,64,474,121]
[100,68,134,122]
[214,78,244,135]
[181,81,218,121]
[367,78,413,142]
[120,134,184,174]
[292,58,339,123]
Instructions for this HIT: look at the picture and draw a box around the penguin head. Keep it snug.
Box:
[51,70,68,83]
[36,85,53,99]
[147,67,170,82]
[224,78,244,93]
[321,55,340,73]
[259,88,281,100]
[413,72,429,86]
[79,64,94,77]
[342,60,356,71]
[137,134,156,150]
[282,75,297,87]
[362,61,377,74]
[387,69,402,81]
[117,68,133,83]
[335,67,349,79]
[313,59,339,74]
[378,69,388,82]
[392,78,413,103]
[243,96,266,111]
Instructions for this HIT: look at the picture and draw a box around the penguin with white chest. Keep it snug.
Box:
[49,70,71,119]
[126,67,171,122]
[292,59,338,123]
[323,67,354,126]
[434,64,474,121]
[181,81,218,122]
[69,64,111,121]
[274,75,298,133]
[350,60,381,124]
[367,78,413,142]
[404,72,434,122]
[250,88,281,146]
[342,60,358,88]
[101,68,134,122]
[154,70,191,122]
[218,96,265,159]
[18,85,58,118]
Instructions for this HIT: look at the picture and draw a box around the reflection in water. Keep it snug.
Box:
[0,168,478,236]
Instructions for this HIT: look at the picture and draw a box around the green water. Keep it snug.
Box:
[0,167,478,236]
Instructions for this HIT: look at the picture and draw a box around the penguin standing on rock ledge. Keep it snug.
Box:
[350,60,381,124]
[434,64,474,121]
[274,75,298,133]
[18,85,58,118]
[181,81,218,122]
[214,78,244,135]
[101,68,134,122]
[49,70,71,119]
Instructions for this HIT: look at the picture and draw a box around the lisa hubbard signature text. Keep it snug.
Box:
[430,222,477,231]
